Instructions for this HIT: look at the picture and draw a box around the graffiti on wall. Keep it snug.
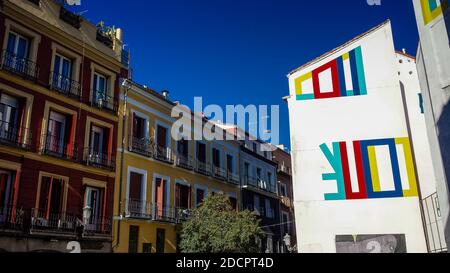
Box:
[336,234,407,253]
[295,46,367,101]
[320,137,418,200]
[421,0,449,25]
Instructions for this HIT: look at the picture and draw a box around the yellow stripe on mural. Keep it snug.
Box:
[294,72,312,95]
[368,146,381,193]
[421,0,448,25]
[342,52,349,61]
[395,137,419,197]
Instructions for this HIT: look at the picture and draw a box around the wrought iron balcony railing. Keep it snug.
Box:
[0,119,32,150]
[129,136,154,158]
[83,148,116,171]
[0,207,24,231]
[124,199,191,223]
[176,154,194,170]
[30,209,77,235]
[83,217,112,237]
[90,92,118,114]
[212,166,227,181]
[242,176,277,194]
[0,50,39,81]
[227,172,240,185]
[154,145,174,164]
[41,134,78,161]
[195,161,210,176]
[49,71,81,100]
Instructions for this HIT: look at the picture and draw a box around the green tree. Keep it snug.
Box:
[179,193,263,253]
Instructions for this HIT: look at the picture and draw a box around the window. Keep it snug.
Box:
[253,195,260,216]
[226,154,234,174]
[132,114,147,140]
[229,196,237,211]
[156,228,165,253]
[175,183,191,209]
[46,111,69,155]
[256,168,262,181]
[282,212,290,235]
[52,54,73,93]
[84,186,104,231]
[154,176,168,218]
[196,142,206,163]
[253,142,257,153]
[156,125,168,148]
[177,138,189,158]
[280,183,287,197]
[156,124,171,161]
[5,31,30,73]
[38,176,65,218]
[265,199,274,219]
[0,93,21,142]
[93,72,109,105]
[89,125,109,160]
[212,148,221,168]
[0,169,16,210]
[128,225,139,253]
[129,172,144,201]
[244,162,250,180]
[195,188,205,207]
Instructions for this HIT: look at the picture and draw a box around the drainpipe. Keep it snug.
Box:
[112,78,131,251]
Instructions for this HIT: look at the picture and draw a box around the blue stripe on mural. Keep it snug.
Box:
[320,143,346,201]
[337,56,347,97]
[349,49,361,96]
[296,94,315,101]
[429,0,439,11]
[354,46,367,96]
[360,139,404,199]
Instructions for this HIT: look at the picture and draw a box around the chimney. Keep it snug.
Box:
[162,90,170,100]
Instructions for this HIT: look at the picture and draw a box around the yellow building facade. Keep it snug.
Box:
[112,81,241,253]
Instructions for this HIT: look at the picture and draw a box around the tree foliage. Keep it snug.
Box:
[179,193,263,253]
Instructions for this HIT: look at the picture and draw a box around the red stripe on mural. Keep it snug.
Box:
[312,59,341,99]
[352,141,368,199]
[340,142,353,199]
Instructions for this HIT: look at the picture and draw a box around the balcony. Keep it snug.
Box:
[83,148,116,171]
[195,161,210,176]
[176,154,194,170]
[30,209,78,237]
[129,136,154,158]
[60,6,82,29]
[0,50,39,81]
[242,176,277,194]
[0,207,24,231]
[83,217,112,238]
[41,134,78,161]
[124,199,189,223]
[90,93,118,114]
[212,166,227,181]
[49,71,81,100]
[278,165,291,175]
[227,172,240,185]
[280,196,293,209]
[0,120,32,150]
[154,145,174,164]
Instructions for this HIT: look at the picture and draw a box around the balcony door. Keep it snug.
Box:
[6,32,30,73]
[196,142,206,163]
[38,176,64,220]
[0,93,19,141]
[154,177,168,218]
[93,72,108,103]
[47,111,67,155]
[89,125,109,164]
[175,183,190,210]
[177,138,188,158]
[0,170,15,223]
[84,186,104,231]
[212,148,220,168]
[156,125,169,159]
[53,54,72,93]
[132,114,146,140]
[128,172,145,215]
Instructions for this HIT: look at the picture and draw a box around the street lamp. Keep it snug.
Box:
[83,206,92,226]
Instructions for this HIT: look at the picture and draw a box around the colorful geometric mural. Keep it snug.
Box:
[320,137,418,201]
[421,0,449,25]
[295,46,367,101]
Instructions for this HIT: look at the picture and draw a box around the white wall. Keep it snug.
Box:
[287,21,428,253]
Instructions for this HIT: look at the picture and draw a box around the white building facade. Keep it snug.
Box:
[412,0,450,252]
[286,21,432,253]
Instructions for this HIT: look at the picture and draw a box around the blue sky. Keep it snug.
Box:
[70,0,419,150]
